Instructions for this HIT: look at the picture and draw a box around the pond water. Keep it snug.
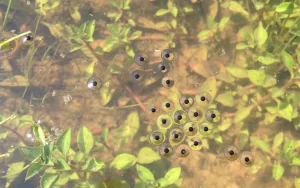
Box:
[0,0,300,187]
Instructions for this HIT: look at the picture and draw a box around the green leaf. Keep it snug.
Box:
[198,76,217,100]
[283,140,295,158]
[272,132,284,151]
[110,153,136,170]
[18,115,35,126]
[120,25,131,37]
[136,164,155,183]
[82,158,106,172]
[296,49,300,64]
[272,87,285,98]
[5,162,25,187]
[236,129,249,150]
[40,173,59,188]
[236,43,250,50]
[281,51,294,75]
[250,136,271,153]
[263,75,277,88]
[254,22,268,47]
[137,147,161,164]
[101,128,109,142]
[275,2,293,13]
[218,17,230,31]
[215,91,234,107]
[69,6,81,22]
[107,24,119,35]
[54,174,69,186]
[158,167,181,187]
[257,53,280,65]
[207,16,216,30]
[25,163,44,181]
[85,62,95,77]
[221,1,249,17]
[279,102,293,121]
[41,142,54,166]
[33,126,46,145]
[170,7,178,17]
[129,31,142,41]
[85,20,95,41]
[183,6,193,13]
[226,66,248,78]
[155,9,169,16]
[171,19,177,29]
[247,69,265,86]
[214,134,223,144]
[113,111,140,151]
[123,0,131,10]
[291,157,300,166]
[295,178,300,188]
[197,30,213,40]
[156,22,168,28]
[18,146,42,161]
[125,46,135,57]
[56,158,72,171]
[77,126,94,154]
[103,37,119,52]
[128,19,136,26]
[234,105,254,123]
[56,128,71,158]
[100,81,113,106]
[272,162,284,181]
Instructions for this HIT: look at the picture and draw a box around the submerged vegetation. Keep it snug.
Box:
[0,0,300,187]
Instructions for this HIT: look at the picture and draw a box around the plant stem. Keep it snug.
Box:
[1,0,12,32]
[0,31,32,49]
[0,115,17,126]
[281,15,300,46]
[280,34,297,53]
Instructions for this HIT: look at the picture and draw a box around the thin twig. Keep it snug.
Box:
[1,0,12,32]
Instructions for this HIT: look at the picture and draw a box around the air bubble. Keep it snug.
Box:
[87,76,102,90]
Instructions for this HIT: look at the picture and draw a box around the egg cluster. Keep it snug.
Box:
[84,48,255,165]
[147,90,221,159]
